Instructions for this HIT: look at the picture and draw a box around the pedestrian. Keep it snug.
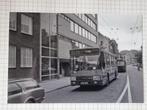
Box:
[99,41,107,51]
[98,41,107,72]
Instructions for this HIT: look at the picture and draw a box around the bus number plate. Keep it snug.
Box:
[80,82,88,85]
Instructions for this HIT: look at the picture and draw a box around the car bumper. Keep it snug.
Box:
[118,66,126,72]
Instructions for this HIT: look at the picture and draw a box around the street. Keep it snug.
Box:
[121,65,144,103]
[43,65,143,103]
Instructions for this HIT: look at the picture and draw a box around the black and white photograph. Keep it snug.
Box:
[8,13,143,103]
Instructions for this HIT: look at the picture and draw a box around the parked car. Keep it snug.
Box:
[8,78,45,103]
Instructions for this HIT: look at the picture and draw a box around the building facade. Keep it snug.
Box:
[120,50,138,65]
[98,32,110,52]
[9,13,40,81]
[98,32,118,54]
[9,13,98,82]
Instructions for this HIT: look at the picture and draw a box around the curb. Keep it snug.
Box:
[45,84,70,93]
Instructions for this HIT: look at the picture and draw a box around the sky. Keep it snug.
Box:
[98,14,143,51]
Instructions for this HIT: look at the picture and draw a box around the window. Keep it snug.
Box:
[21,14,33,35]
[91,34,97,43]
[9,46,16,68]
[21,47,33,67]
[51,36,57,48]
[87,32,90,40]
[75,23,78,34]
[79,26,82,36]
[89,33,92,40]
[74,41,78,48]
[83,44,86,48]
[93,23,96,30]
[83,28,85,37]
[79,43,82,48]
[9,13,17,31]
[70,21,74,32]
[85,16,88,23]
[81,14,85,21]
[85,30,88,38]
[88,18,91,26]
[90,20,92,27]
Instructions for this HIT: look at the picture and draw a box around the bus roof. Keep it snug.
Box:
[70,47,118,57]
[70,47,100,57]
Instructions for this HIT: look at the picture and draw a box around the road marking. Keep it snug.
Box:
[127,74,132,103]
[116,74,132,103]
[116,78,128,103]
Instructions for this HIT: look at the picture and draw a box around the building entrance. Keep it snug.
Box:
[60,59,70,77]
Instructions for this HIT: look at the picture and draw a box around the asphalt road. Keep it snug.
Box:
[43,65,143,103]
[43,73,127,103]
[126,65,144,103]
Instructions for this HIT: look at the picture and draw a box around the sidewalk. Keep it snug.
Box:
[39,77,70,93]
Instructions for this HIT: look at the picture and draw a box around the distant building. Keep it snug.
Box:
[120,50,138,65]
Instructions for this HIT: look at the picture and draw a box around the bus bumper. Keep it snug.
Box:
[71,80,103,86]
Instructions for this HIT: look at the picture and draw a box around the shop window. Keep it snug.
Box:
[51,36,57,48]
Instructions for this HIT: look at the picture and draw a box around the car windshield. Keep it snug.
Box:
[73,55,99,71]
[8,83,22,96]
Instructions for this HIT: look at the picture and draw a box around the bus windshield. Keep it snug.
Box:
[73,55,99,71]
[70,48,108,72]
[117,60,125,66]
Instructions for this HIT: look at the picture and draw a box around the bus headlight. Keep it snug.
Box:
[93,76,100,80]
[73,71,77,74]
[71,77,76,81]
